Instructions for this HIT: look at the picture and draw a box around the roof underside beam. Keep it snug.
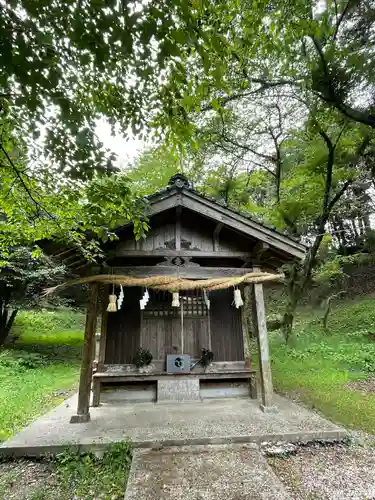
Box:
[109,250,253,259]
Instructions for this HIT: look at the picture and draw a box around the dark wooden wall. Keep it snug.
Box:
[210,289,244,361]
[105,287,141,364]
[139,316,211,360]
[105,288,244,365]
[140,290,210,360]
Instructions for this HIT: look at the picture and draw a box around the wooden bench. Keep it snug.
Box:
[92,370,257,406]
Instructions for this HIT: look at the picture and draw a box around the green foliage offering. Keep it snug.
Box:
[200,348,214,367]
[54,442,132,499]
[134,347,153,368]
[270,297,375,434]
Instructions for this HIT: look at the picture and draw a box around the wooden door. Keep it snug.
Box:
[140,289,209,360]
[210,289,244,361]
[105,287,142,364]
[181,290,210,358]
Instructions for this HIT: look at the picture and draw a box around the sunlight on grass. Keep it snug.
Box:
[19,330,84,346]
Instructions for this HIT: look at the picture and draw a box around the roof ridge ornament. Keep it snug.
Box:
[168,173,190,190]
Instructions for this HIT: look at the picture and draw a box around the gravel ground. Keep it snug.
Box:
[0,459,59,499]
[269,433,375,500]
[2,434,375,499]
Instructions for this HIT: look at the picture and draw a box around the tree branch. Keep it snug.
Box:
[0,144,56,221]
[224,136,275,162]
[311,36,330,78]
[334,101,375,129]
[327,179,352,213]
[333,0,356,41]
[200,77,298,112]
[312,83,375,129]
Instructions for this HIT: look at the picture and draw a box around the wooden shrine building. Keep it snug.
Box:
[50,174,305,423]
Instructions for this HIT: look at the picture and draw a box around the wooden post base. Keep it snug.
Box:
[250,377,257,399]
[92,379,101,407]
[70,413,91,424]
[260,404,278,414]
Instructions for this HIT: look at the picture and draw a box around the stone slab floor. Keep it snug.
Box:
[0,396,345,451]
[1,394,345,453]
[125,444,290,500]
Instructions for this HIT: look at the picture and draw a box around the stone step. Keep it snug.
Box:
[124,444,290,500]
[157,378,201,402]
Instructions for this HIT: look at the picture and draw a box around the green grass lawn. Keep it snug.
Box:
[0,310,84,443]
[270,297,375,433]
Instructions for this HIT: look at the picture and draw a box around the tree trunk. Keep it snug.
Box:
[280,131,369,340]
[322,291,346,331]
[281,277,299,344]
[0,307,19,346]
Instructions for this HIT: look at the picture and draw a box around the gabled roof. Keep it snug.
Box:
[42,174,306,273]
[144,174,306,260]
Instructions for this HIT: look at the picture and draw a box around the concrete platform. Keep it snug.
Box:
[1,395,347,457]
[125,444,290,500]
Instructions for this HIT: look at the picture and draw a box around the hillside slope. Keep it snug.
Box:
[270,297,375,433]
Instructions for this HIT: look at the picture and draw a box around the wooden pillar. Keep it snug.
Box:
[93,285,109,407]
[241,285,257,399]
[252,279,277,413]
[97,285,109,371]
[240,285,251,369]
[70,282,99,423]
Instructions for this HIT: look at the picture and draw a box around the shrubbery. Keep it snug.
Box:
[288,340,375,373]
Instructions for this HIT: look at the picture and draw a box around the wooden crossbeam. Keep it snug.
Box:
[110,249,252,259]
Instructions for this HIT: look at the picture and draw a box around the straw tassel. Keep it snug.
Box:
[107,283,117,312]
[107,294,117,312]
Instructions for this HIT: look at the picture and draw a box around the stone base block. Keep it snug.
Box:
[260,404,278,414]
[157,378,200,402]
[70,413,91,423]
